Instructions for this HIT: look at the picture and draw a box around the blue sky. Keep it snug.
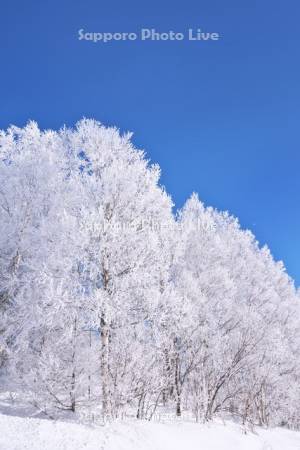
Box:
[0,1,299,285]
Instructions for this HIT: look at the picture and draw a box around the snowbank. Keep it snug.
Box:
[0,413,299,450]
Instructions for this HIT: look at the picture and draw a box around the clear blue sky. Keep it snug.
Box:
[0,1,299,286]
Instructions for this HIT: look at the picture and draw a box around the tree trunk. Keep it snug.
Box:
[100,263,111,420]
[163,348,172,404]
[70,318,77,412]
[174,354,181,417]
[100,314,110,420]
[137,392,145,419]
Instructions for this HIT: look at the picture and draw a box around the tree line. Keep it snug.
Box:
[0,120,299,427]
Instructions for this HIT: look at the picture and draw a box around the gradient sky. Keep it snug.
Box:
[0,0,299,285]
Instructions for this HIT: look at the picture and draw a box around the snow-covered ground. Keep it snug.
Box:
[0,413,300,450]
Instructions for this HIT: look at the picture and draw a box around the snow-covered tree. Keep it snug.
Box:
[0,121,299,428]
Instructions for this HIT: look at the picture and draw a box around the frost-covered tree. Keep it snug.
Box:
[0,122,90,413]
[60,120,174,418]
[0,120,299,427]
[0,120,174,418]
[175,194,300,425]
